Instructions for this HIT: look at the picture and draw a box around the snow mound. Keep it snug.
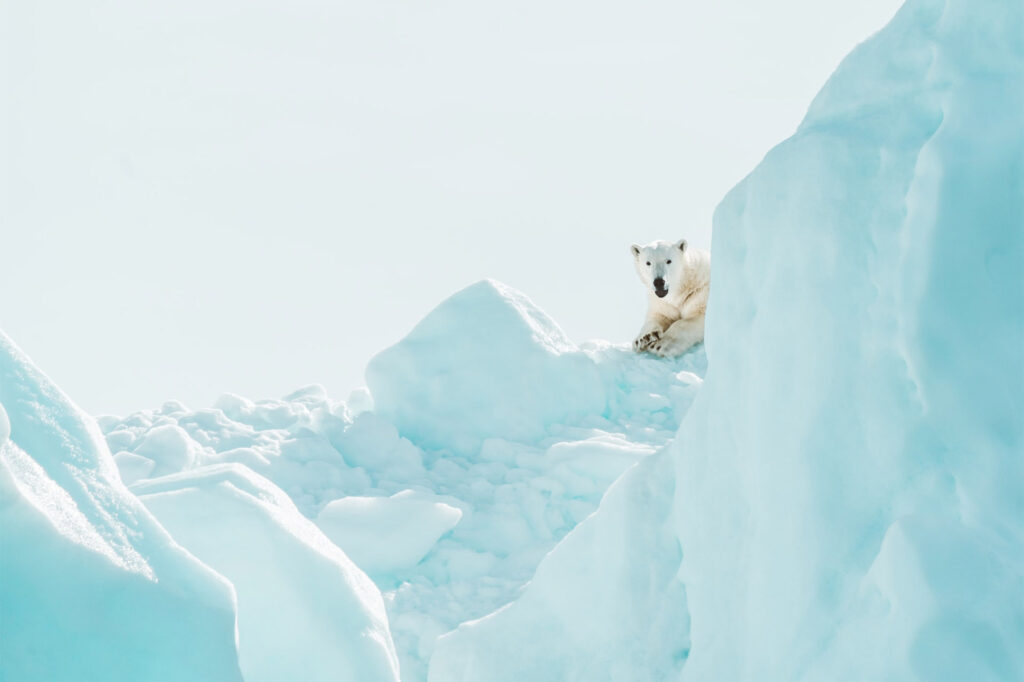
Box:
[133,423,201,475]
[0,333,243,682]
[366,279,607,454]
[317,490,463,576]
[133,464,401,682]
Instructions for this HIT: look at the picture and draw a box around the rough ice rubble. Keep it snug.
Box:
[99,279,706,681]
[0,333,243,682]
[429,1,1023,680]
[429,448,688,682]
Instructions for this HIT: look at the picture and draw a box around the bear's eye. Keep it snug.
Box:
[667,260,672,264]
[645,262,651,266]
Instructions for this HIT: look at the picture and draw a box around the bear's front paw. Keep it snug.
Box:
[633,330,662,352]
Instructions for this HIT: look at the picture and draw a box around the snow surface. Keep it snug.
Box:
[4,1,1020,680]
[317,491,464,575]
[366,280,608,454]
[96,279,706,680]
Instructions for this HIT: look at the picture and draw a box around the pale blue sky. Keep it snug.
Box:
[1,0,900,415]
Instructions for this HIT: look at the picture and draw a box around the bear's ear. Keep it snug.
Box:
[677,239,688,253]
[630,244,641,257]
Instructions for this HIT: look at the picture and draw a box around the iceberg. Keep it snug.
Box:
[0,333,244,682]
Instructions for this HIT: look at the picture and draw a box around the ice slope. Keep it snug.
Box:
[0,333,244,682]
[429,1,1023,680]
[100,279,706,681]
[132,465,401,682]
[676,0,1023,679]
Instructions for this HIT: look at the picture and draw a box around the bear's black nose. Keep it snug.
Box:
[653,277,665,289]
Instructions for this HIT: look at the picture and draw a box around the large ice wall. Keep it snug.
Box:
[0,333,244,682]
[677,0,1023,679]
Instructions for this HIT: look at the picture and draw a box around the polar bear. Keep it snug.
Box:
[631,239,710,357]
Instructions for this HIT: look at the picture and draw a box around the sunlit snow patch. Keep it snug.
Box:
[367,279,608,454]
[317,490,463,575]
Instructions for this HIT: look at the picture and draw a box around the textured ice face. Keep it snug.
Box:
[672,0,1024,679]
[631,240,688,298]
[0,332,244,682]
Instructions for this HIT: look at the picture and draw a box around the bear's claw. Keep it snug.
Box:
[633,330,662,352]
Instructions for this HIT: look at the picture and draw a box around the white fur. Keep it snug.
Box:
[630,239,710,357]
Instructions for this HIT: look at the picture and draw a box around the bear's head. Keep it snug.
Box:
[631,239,687,299]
